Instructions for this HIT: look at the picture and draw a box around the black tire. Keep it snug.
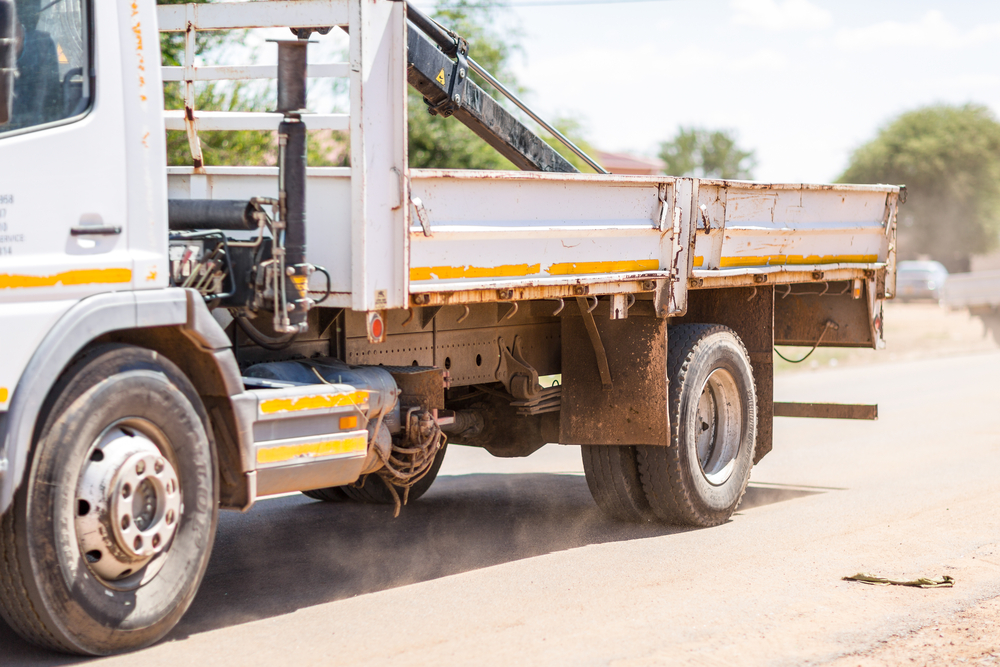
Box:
[301,486,354,502]
[581,445,654,523]
[637,324,756,527]
[0,345,218,655]
[342,443,448,504]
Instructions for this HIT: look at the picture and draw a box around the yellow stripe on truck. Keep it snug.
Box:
[256,433,368,465]
[409,259,662,281]
[0,388,7,403]
[0,268,132,289]
[546,259,659,275]
[410,263,541,281]
[259,390,369,415]
[719,254,878,268]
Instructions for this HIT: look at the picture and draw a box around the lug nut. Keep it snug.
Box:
[136,460,145,475]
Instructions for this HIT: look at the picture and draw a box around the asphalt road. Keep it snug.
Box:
[3,350,1000,666]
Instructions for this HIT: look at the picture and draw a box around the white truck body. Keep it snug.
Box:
[0,0,900,655]
[944,270,1000,310]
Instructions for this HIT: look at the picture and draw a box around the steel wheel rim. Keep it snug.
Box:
[694,368,742,486]
[74,418,182,590]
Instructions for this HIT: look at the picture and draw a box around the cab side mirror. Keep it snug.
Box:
[0,0,16,126]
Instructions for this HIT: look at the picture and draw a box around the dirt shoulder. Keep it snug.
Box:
[828,595,1000,666]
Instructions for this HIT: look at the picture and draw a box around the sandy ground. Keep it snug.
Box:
[798,303,1000,666]
[829,595,1000,666]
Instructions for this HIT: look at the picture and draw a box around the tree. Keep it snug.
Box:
[658,127,756,179]
[157,0,345,167]
[839,104,1000,273]
[155,0,583,171]
[407,0,525,170]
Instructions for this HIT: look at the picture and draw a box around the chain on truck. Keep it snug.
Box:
[0,0,902,655]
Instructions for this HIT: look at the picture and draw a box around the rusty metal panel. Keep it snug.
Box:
[774,402,877,420]
[386,367,445,410]
[435,323,560,386]
[774,281,875,348]
[673,286,774,463]
[560,301,669,447]
[346,332,435,367]
[344,303,560,386]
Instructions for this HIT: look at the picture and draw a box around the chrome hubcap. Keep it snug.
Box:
[694,368,742,486]
[75,423,181,582]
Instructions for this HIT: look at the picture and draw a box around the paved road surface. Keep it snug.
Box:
[3,351,999,666]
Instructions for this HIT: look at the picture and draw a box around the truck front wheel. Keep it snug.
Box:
[0,345,218,655]
[637,324,757,527]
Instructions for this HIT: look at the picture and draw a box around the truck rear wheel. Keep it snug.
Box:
[581,445,654,523]
[0,345,218,655]
[637,324,756,527]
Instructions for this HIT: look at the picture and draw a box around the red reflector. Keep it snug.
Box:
[371,316,383,339]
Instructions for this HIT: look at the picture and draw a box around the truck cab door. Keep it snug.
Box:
[0,0,132,409]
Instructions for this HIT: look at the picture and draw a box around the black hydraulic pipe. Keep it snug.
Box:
[405,2,459,56]
[168,199,257,231]
[276,39,309,113]
[276,39,310,331]
[280,120,307,268]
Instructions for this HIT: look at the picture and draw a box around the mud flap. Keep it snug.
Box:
[560,300,669,447]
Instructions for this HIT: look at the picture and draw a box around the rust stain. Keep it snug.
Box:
[131,3,146,103]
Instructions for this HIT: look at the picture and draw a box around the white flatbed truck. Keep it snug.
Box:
[0,0,902,655]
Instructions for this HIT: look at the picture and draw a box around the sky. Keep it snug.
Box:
[414,0,1000,183]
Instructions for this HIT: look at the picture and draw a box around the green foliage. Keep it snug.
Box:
[838,104,1000,271]
[542,116,600,173]
[157,0,220,69]
[157,0,346,167]
[163,82,274,167]
[155,0,586,171]
[658,127,756,179]
[408,0,533,170]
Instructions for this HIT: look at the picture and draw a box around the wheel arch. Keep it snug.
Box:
[0,289,252,516]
